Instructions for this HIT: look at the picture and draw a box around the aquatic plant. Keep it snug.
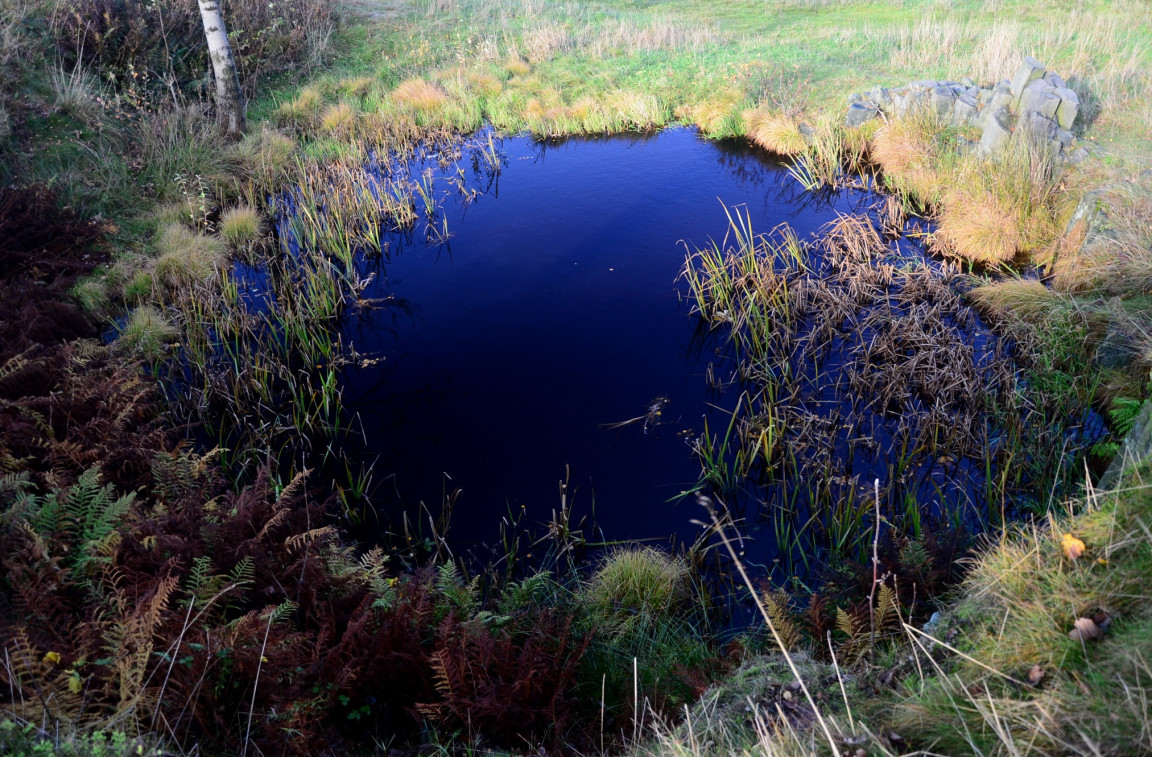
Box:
[219,205,262,249]
[682,206,1099,578]
[118,306,178,361]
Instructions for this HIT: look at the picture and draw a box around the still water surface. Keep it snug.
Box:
[327,127,896,558]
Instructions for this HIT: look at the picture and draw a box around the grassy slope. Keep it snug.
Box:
[267,0,1152,153]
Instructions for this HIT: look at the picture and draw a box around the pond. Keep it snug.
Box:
[261,126,1099,581]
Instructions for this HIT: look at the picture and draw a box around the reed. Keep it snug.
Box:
[682,205,1095,579]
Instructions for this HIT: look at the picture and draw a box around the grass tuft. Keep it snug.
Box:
[871,106,949,207]
[586,547,690,617]
[117,305,178,360]
[51,62,101,123]
[219,205,262,248]
[152,224,227,291]
[965,278,1065,323]
[393,78,448,111]
[744,106,807,156]
[319,102,357,135]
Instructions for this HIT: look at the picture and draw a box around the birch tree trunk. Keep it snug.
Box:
[198,0,246,137]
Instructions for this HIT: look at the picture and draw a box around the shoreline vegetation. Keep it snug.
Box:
[2,0,1151,754]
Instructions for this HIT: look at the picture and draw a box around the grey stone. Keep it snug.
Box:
[1100,401,1152,491]
[1021,111,1058,140]
[978,107,1014,155]
[1067,147,1090,165]
[1054,87,1079,130]
[1011,56,1047,98]
[1056,127,1074,147]
[847,92,863,105]
[910,79,938,93]
[931,85,957,117]
[1093,309,1136,370]
[1021,87,1061,120]
[1043,71,1066,89]
[989,83,1014,113]
[965,85,980,100]
[869,85,893,108]
[891,92,907,117]
[845,102,879,128]
[798,123,816,139]
[952,94,980,127]
[948,83,967,96]
[978,87,993,104]
[1064,188,1105,235]
[961,76,976,87]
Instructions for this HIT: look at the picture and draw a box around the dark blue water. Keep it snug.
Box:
[329,128,894,555]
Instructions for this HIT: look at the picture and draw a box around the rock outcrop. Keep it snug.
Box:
[845,56,1086,164]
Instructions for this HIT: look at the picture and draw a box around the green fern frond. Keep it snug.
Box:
[186,556,213,596]
[267,599,297,626]
[229,556,255,588]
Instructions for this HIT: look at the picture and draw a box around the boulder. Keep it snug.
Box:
[1011,56,1047,105]
[1055,127,1074,147]
[1021,85,1061,120]
[1067,146,1090,165]
[869,85,893,108]
[1053,87,1079,130]
[965,85,980,100]
[931,85,956,117]
[1099,401,1152,491]
[1093,323,1139,371]
[846,101,879,128]
[978,107,1014,155]
[978,87,993,104]
[1020,111,1057,141]
[1043,71,1066,88]
[989,82,1014,113]
[847,92,863,105]
[951,94,980,127]
[891,92,909,117]
[1064,187,1105,236]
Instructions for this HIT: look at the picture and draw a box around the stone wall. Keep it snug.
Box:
[845,56,1088,165]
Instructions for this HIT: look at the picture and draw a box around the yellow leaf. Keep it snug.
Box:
[68,671,82,694]
[42,651,61,665]
[1061,533,1086,561]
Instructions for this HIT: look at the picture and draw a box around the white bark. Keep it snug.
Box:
[198,0,246,137]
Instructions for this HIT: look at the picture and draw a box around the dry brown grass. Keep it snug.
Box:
[743,107,807,156]
[965,279,1064,323]
[467,71,503,97]
[338,75,375,99]
[522,22,571,63]
[937,188,1023,264]
[393,77,448,111]
[151,224,227,292]
[684,90,743,134]
[870,109,947,206]
[319,102,357,135]
[1050,176,1152,294]
[504,55,531,76]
